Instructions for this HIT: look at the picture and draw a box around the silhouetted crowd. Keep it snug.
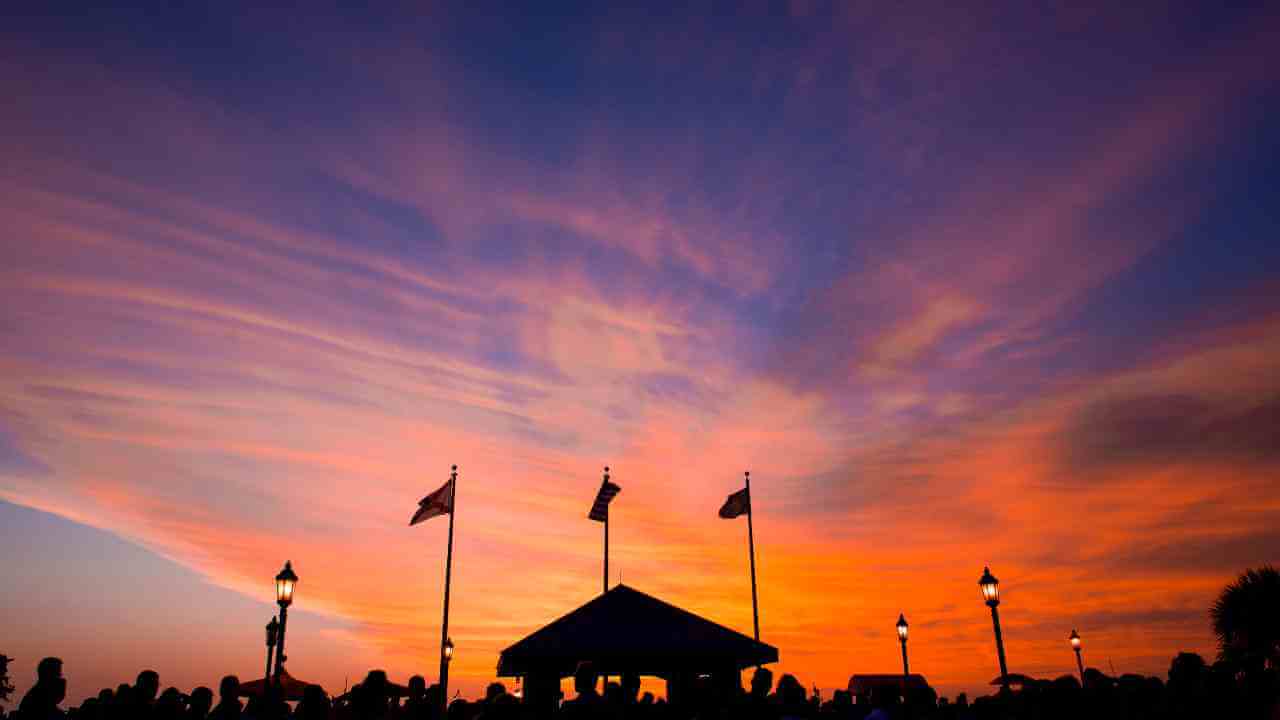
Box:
[5,652,1279,720]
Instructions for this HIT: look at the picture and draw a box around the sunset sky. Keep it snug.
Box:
[2,0,1279,706]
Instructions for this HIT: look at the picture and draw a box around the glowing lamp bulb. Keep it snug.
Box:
[275,561,298,608]
[979,566,1000,606]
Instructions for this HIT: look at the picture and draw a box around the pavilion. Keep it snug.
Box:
[847,674,935,705]
[497,584,777,711]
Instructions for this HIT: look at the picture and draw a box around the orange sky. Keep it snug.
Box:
[2,0,1279,708]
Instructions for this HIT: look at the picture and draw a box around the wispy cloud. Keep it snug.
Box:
[1,1,1278,702]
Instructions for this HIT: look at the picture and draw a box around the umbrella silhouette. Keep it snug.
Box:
[238,671,324,702]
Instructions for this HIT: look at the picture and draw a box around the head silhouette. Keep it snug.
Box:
[424,683,444,709]
[603,681,622,705]
[189,686,214,716]
[485,682,506,703]
[135,670,160,702]
[407,675,426,699]
[622,672,641,703]
[156,687,183,717]
[362,669,389,699]
[36,657,63,684]
[218,675,240,701]
[750,667,773,699]
[777,674,805,708]
[114,683,134,707]
[298,684,329,720]
[573,662,598,697]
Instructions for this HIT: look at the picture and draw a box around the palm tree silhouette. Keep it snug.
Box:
[1210,566,1280,674]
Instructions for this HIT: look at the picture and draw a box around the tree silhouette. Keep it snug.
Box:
[1211,566,1280,673]
[0,653,13,710]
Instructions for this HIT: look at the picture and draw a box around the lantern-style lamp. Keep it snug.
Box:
[443,637,455,663]
[896,613,911,679]
[271,561,298,683]
[979,566,1000,607]
[980,566,1009,688]
[275,561,298,608]
[1070,628,1085,683]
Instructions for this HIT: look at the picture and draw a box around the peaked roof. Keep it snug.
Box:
[237,670,324,701]
[497,584,778,676]
[848,674,933,694]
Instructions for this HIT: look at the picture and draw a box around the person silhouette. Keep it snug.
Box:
[186,687,213,720]
[107,683,134,720]
[155,687,184,720]
[558,663,601,719]
[207,676,241,720]
[132,670,160,718]
[775,674,807,720]
[739,666,772,720]
[250,684,288,720]
[421,684,445,720]
[80,687,114,720]
[483,682,506,706]
[620,673,640,705]
[401,676,430,720]
[295,684,329,720]
[16,657,64,719]
[349,670,394,719]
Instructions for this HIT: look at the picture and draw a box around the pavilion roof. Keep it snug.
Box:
[497,584,777,677]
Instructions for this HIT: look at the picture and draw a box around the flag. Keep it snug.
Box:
[410,478,454,526]
[719,487,750,519]
[588,479,621,522]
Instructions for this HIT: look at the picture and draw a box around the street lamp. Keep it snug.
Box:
[264,617,279,683]
[275,562,297,607]
[443,637,455,663]
[1070,629,1084,685]
[897,613,910,677]
[979,567,1009,689]
[273,561,298,682]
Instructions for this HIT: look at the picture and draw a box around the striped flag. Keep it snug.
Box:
[410,478,454,526]
[719,487,750,519]
[588,475,621,522]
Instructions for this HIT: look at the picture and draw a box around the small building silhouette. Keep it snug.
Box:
[499,584,777,712]
[848,674,935,705]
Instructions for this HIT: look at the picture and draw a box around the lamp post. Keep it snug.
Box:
[979,567,1009,689]
[441,636,454,706]
[264,617,279,684]
[273,561,297,683]
[897,613,910,679]
[1070,629,1084,685]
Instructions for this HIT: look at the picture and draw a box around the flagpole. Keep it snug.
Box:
[438,464,457,714]
[603,466,610,595]
[745,470,760,644]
